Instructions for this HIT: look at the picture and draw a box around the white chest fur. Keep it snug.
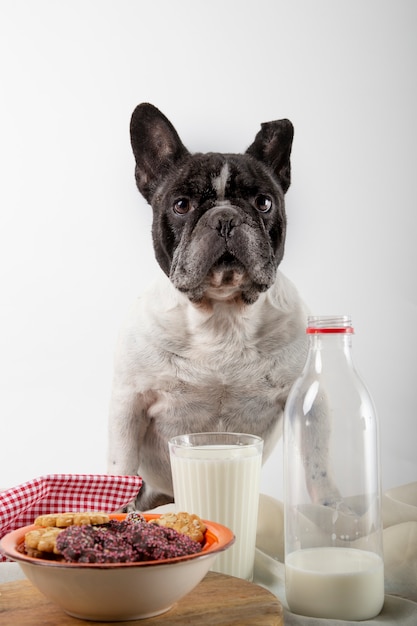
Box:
[108,271,308,498]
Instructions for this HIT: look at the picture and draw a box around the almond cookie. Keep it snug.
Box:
[25,527,63,556]
[34,511,110,528]
[150,512,206,543]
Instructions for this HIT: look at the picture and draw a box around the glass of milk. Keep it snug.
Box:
[169,432,263,581]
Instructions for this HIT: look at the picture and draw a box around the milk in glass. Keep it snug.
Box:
[169,433,263,580]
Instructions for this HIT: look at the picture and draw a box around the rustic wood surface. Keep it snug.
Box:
[0,571,283,625]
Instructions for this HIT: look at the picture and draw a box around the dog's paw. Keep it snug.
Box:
[123,500,139,514]
[134,481,174,511]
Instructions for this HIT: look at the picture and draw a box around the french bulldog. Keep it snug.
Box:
[107,103,329,510]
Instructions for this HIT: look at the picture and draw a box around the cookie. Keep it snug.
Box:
[149,512,206,543]
[25,527,63,555]
[34,511,110,528]
[55,519,201,563]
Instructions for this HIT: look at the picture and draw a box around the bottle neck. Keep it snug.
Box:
[307,315,353,334]
[308,332,353,357]
[306,315,354,366]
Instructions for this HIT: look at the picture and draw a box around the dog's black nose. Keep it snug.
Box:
[217,217,235,238]
[205,206,242,239]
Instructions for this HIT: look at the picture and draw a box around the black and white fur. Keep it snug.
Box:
[107,104,331,510]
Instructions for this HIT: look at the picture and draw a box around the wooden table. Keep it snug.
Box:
[0,571,283,625]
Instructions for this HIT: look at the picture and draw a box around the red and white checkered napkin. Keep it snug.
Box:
[0,473,142,562]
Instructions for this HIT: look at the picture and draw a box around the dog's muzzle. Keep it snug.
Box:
[169,204,276,304]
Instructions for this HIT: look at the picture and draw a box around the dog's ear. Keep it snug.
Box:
[130,103,189,202]
[246,119,294,193]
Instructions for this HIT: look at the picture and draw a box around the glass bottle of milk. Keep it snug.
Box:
[283,315,384,620]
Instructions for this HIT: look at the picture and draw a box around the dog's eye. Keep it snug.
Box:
[255,195,272,213]
[173,198,191,215]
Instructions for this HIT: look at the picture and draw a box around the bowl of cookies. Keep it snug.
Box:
[0,511,235,621]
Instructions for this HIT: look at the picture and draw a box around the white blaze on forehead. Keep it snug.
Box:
[211,162,230,200]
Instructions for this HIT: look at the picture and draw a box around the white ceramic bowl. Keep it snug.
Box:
[0,513,234,621]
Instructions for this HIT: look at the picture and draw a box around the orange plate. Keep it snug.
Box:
[0,513,235,568]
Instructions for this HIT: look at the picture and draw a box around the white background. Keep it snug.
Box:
[0,0,416,501]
